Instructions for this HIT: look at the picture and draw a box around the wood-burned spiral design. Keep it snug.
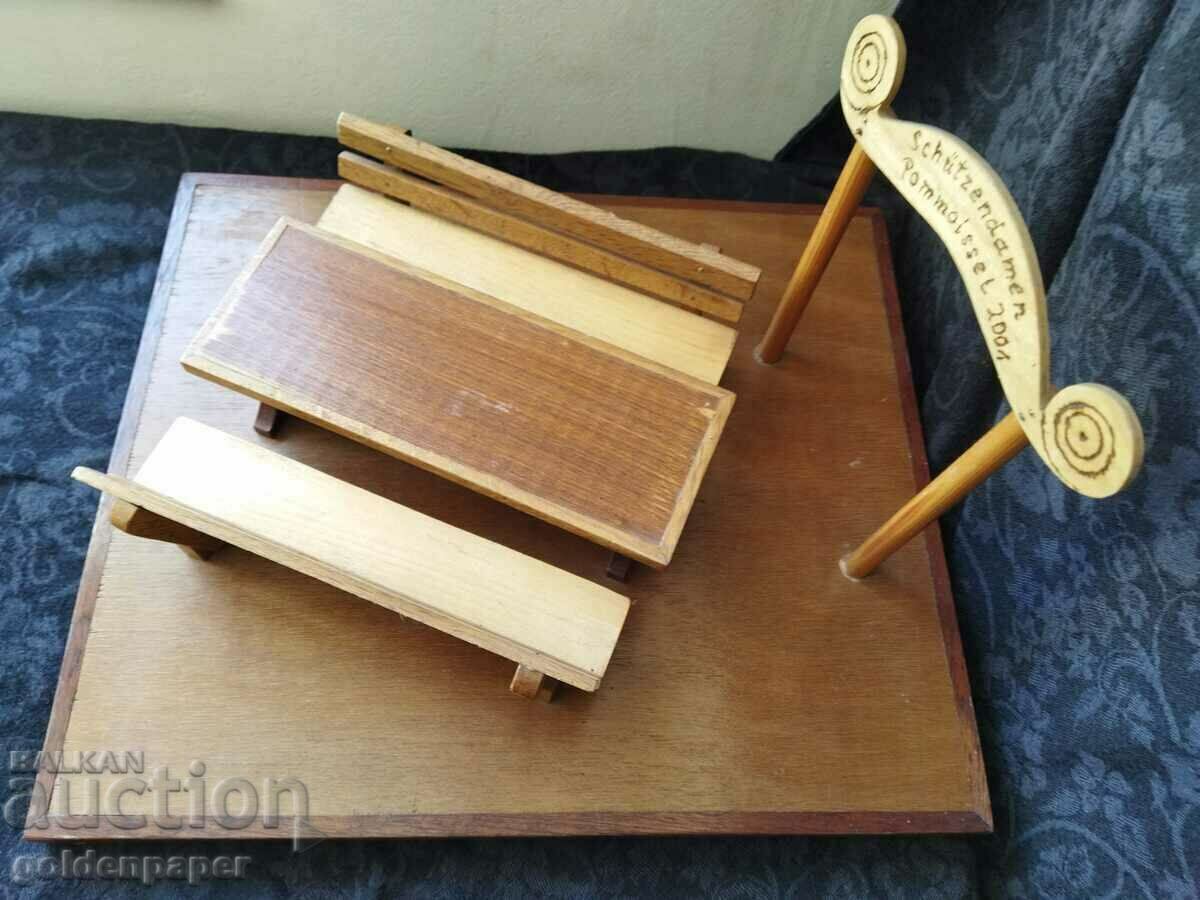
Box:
[851,33,886,96]
[1041,383,1143,498]
[1053,403,1111,474]
[840,16,905,114]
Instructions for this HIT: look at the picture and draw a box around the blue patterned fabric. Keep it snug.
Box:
[2,0,1198,894]
[783,0,1200,896]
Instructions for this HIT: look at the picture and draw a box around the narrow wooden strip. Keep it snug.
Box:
[337,113,761,300]
[317,183,737,385]
[870,210,993,827]
[338,152,743,324]
[73,418,630,691]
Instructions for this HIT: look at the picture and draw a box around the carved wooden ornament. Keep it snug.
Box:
[840,15,1143,498]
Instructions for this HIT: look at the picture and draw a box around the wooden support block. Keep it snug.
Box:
[606,552,635,583]
[509,665,558,703]
[317,184,737,385]
[253,402,283,437]
[109,498,226,560]
[338,152,744,325]
[73,418,631,692]
[184,219,735,567]
[33,177,990,841]
[336,113,761,301]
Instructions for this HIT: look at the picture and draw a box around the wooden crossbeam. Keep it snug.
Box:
[337,152,744,324]
[337,113,761,301]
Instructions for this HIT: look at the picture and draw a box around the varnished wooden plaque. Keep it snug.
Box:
[183,220,733,568]
[28,175,990,839]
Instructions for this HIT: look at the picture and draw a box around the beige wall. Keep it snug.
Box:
[2,0,894,159]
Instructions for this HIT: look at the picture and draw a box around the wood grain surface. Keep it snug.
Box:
[337,152,745,324]
[73,418,629,691]
[29,176,990,839]
[183,220,734,567]
[338,113,761,301]
[317,183,737,384]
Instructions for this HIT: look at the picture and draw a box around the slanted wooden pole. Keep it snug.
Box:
[840,412,1028,579]
[755,143,876,364]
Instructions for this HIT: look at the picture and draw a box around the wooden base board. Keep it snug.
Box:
[27,175,990,839]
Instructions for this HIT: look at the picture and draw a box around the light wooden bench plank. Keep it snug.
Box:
[73,418,630,692]
[317,183,737,385]
[337,113,762,301]
[337,152,744,325]
[183,219,734,567]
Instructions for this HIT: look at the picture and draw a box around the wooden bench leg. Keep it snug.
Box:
[110,499,226,560]
[606,552,635,583]
[509,665,558,703]
[254,403,285,438]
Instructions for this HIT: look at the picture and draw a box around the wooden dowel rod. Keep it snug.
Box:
[840,412,1029,579]
[755,143,877,364]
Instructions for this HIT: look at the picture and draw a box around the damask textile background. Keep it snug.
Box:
[1,0,1196,896]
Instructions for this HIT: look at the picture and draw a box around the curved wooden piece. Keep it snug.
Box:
[840,15,1143,498]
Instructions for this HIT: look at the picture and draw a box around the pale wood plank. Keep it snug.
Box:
[73,418,630,691]
[337,113,761,300]
[317,183,737,384]
[337,151,743,324]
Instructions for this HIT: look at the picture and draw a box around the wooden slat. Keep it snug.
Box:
[183,219,735,567]
[73,418,630,691]
[317,183,737,384]
[337,151,744,324]
[337,112,761,301]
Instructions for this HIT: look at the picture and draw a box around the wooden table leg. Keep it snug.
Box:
[841,412,1029,579]
[755,143,876,364]
[606,552,635,582]
[254,403,284,437]
[509,665,558,703]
